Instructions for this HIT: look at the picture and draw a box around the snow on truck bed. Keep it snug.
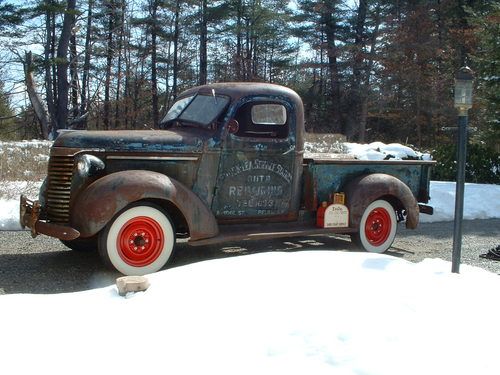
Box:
[304,140,432,161]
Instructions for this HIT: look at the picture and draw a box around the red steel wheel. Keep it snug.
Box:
[351,200,397,253]
[117,216,165,267]
[98,204,175,275]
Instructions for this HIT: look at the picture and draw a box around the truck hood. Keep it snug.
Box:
[53,129,211,153]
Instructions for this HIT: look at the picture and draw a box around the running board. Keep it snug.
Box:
[188,222,357,247]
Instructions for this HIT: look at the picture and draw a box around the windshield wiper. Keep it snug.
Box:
[212,89,218,105]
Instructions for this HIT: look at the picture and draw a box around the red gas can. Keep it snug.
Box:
[316,201,328,228]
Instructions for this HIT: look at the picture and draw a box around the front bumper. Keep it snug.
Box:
[20,195,80,241]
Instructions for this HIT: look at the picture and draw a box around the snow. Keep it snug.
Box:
[0,139,52,150]
[343,141,432,161]
[1,140,500,374]
[0,199,24,231]
[1,251,499,375]
[421,181,500,222]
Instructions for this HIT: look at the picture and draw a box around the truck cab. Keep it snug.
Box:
[21,83,434,275]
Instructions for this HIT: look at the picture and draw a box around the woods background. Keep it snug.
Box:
[0,0,498,157]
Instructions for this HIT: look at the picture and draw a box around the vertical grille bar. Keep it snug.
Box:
[46,155,74,224]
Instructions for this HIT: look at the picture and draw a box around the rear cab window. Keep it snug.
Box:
[234,102,289,139]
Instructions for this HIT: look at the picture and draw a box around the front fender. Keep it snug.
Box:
[343,173,419,230]
[71,170,218,240]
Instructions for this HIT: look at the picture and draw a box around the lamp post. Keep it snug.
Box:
[451,66,474,274]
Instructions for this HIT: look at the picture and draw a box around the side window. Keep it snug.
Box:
[234,102,289,139]
[251,104,287,125]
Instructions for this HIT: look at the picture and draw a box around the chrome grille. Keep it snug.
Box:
[46,155,74,224]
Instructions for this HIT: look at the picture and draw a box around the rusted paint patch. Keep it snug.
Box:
[71,170,218,240]
[342,173,419,230]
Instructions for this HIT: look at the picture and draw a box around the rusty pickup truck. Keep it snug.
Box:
[20,83,434,275]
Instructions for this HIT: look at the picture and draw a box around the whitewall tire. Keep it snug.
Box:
[98,204,175,275]
[351,199,397,253]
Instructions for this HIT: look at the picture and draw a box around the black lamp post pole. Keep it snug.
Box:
[451,66,473,274]
[451,114,468,273]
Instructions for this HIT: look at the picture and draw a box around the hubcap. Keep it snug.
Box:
[117,216,165,267]
[364,207,392,246]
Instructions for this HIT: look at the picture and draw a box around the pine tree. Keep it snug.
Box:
[470,3,500,151]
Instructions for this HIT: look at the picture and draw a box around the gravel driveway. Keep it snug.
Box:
[0,218,499,295]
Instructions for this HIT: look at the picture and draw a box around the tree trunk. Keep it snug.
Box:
[69,33,78,119]
[80,0,93,124]
[24,52,50,139]
[115,0,125,128]
[54,0,77,137]
[44,6,56,136]
[172,0,180,100]
[104,1,115,130]
[199,0,208,85]
[351,0,367,141]
[124,7,132,129]
[235,0,242,80]
[358,3,381,143]
[323,5,341,133]
[151,0,159,128]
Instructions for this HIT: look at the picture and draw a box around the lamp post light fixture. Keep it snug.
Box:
[451,66,474,274]
[454,67,474,115]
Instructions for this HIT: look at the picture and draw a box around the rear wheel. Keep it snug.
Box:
[351,199,397,253]
[98,203,175,275]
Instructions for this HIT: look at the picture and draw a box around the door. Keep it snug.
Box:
[212,98,300,221]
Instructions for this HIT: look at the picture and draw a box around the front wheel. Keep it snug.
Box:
[98,203,175,275]
[351,199,397,253]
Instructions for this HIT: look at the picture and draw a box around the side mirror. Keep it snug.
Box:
[227,119,239,134]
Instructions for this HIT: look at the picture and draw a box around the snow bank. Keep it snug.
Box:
[0,139,52,150]
[421,181,500,222]
[0,181,42,230]
[0,199,23,231]
[0,251,499,375]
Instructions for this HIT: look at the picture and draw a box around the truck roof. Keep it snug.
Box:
[179,82,303,104]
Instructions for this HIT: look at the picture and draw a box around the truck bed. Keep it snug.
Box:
[304,152,435,204]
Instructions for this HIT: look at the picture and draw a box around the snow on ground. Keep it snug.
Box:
[1,140,499,374]
[0,139,52,151]
[421,181,500,222]
[1,251,499,375]
[0,199,22,231]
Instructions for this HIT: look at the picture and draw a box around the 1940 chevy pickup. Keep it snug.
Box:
[20,83,434,275]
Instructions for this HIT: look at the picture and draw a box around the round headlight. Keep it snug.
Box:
[76,156,90,175]
[76,154,105,177]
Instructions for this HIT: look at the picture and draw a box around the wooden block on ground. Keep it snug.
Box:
[116,276,150,296]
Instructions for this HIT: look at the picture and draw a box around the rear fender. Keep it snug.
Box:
[343,173,419,230]
[71,170,218,240]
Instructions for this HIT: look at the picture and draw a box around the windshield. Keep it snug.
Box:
[161,94,230,128]
[162,96,194,123]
